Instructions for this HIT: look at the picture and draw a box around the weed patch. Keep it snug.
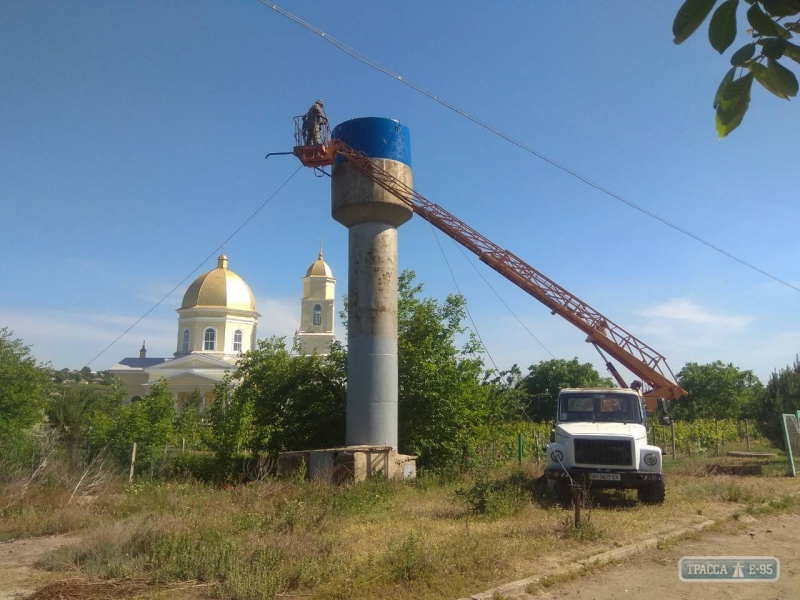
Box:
[332,476,396,515]
[746,494,798,516]
[388,533,433,583]
[456,470,529,517]
[559,517,601,542]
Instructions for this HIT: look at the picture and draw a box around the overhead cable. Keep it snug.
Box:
[450,238,556,360]
[426,220,499,373]
[84,166,302,367]
[257,0,800,295]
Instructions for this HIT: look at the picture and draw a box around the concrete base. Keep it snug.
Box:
[277,445,417,483]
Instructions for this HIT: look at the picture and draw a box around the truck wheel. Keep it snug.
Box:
[552,480,573,507]
[637,481,666,505]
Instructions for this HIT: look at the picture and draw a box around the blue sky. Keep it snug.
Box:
[2,1,798,383]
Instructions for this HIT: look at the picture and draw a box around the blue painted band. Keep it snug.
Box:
[332,117,412,167]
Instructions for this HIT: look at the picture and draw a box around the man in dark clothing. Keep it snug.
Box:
[304,100,328,145]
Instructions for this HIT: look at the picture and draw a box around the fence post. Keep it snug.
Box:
[182,438,186,454]
[534,434,540,463]
[715,418,720,456]
[518,433,523,466]
[745,419,750,451]
[670,421,676,459]
[780,415,797,478]
[573,487,582,527]
[129,442,137,483]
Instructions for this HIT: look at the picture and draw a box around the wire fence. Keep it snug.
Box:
[649,417,768,457]
[502,418,771,464]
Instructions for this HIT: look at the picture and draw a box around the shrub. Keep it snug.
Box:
[457,468,528,517]
[332,475,395,515]
[388,533,432,583]
[169,452,270,484]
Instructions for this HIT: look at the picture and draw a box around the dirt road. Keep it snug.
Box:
[532,510,800,600]
[0,535,73,600]
[0,534,199,600]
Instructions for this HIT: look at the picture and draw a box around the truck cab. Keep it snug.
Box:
[545,388,665,504]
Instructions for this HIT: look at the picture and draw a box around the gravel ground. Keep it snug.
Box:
[531,508,800,600]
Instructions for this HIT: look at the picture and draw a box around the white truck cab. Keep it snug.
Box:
[545,388,665,504]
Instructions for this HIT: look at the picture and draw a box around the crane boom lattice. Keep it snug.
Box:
[293,138,686,404]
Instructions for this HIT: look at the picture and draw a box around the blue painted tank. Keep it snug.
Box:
[332,117,412,167]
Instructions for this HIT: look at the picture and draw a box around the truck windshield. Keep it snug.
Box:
[558,392,642,424]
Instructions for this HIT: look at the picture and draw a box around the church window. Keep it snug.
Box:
[233,329,243,352]
[182,329,190,353]
[313,304,322,326]
[204,328,216,351]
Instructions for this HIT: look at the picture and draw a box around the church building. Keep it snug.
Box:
[109,249,336,406]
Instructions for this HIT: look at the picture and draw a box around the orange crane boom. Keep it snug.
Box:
[290,135,686,406]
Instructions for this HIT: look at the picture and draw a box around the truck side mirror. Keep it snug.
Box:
[657,398,671,426]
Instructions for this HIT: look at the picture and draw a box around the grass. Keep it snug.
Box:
[0,484,111,541]
[560,518,602,542]
[2,446,800,600]
[525,558,618,595]
[745,494,798,516]
[655,530,699,551]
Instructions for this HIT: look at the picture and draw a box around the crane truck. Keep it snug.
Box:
[275,116,685,505]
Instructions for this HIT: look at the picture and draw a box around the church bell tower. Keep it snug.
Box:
[297,246,336,355]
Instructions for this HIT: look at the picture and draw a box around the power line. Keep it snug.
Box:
[425,219,499,372]
[257,1,800,295]
[450,237,556,360]
[84,165,302,368]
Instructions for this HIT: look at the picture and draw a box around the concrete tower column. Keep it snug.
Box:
[331,118,413,449]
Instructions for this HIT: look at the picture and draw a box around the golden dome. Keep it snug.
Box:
[181,254,257,311]
[305,248,334,278]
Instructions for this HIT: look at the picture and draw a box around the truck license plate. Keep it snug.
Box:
[589,473,621,481]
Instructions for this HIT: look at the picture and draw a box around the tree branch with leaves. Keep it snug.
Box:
[673,0,800,136]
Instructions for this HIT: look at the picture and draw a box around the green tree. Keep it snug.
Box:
[101,379,176,470]
[673,0,800,137]
[208,376,255,459]
[751,355,800,446]
[209,337,347,458]
[46,381,125,463]
[173,389,210,450]
[397,271,510,468]
[483,364,528,423]
[0,328,51,459]
[520,358,614,421]
[670,360,762,420]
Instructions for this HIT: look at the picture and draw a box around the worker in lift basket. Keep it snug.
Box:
[303,100,328,145]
